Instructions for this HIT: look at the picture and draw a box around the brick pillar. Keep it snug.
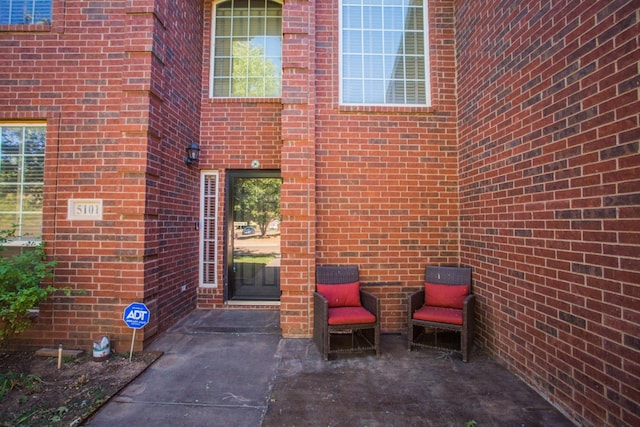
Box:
[279,0,316,337]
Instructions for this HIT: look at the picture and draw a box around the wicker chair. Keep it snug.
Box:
[313,265,380,360]
[407,266,475,362]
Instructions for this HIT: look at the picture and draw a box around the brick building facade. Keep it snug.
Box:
[1,1,638,425]
[457,1,639,425]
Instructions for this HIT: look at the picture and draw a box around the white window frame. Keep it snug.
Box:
[200,171,219,287]
[339,0,431,107]
[0,122,46,246]
[209,0,283,98]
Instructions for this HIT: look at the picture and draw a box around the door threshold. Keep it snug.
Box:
[226,300,280,307]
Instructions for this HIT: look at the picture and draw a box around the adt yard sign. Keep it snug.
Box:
[123,302,150,362]
[123,302,150,329]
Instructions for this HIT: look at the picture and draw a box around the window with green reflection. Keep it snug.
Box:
[212,0,282,98]
[0,124,45,241]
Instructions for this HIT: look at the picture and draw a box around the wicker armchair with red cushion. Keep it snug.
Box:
[313,265,380,360]
[408,266,475,362]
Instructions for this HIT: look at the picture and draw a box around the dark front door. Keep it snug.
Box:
[226,170,281,301]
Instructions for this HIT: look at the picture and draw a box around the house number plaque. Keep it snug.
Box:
[68,199,103,220]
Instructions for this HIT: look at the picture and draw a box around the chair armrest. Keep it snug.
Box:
[313,292,329,357]
[314,291,329,321]
[463,293,476,323]
[409,290,425,316]
[360,290,380,318]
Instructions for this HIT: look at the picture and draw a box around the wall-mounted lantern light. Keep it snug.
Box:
[184,142,200,165]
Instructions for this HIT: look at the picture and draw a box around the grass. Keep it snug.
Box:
[234,254,278,264]
[0,371,43,401]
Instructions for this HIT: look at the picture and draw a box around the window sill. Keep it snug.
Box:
[207,97,281,104]
[2,239,41,247]
[339,104,437,114]
[0,23,51,33]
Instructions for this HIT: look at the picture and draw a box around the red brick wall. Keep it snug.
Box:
[0,0,204,351]
[197,0,458,335]
[456,1,640,425]
[196,0,320,340]
[314,0,459,332]
[142,0,204,344]
[278,0,318,336]
[196,99,283,310]
[196,1,283,311]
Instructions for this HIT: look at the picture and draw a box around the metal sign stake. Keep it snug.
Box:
[129,328,136,362]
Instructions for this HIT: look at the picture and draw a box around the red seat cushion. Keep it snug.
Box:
[328,306,376,325]
[317,282,361,308]
[412,305,463,325]
[424,282,469,309]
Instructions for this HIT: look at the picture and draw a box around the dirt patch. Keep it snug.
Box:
[0,350,161,426]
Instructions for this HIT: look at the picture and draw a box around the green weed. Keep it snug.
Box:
[0,370,43,401]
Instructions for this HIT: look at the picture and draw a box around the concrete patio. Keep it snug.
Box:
[87,310,574,426]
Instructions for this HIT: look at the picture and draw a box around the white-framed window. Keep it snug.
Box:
[0,0,52,25]
[0,123,45,242]
[200,171,219,287]
[340,0,430,106]
[210,0,283,98]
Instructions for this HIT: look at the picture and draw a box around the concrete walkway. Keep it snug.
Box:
[86,310,574,426]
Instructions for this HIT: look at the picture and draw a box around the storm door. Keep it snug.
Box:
[226,170,281,301]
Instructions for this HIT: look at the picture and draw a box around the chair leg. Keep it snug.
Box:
[315,324,328,360]
[324,329,330,360]
[408,324,418,351]
[461,328,468,363]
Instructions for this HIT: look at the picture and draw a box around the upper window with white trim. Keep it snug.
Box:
[211,0,282,98]
[340,0,430,106]
[0,124,45,241]
[0,1,52,25]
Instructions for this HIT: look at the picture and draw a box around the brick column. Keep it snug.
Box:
[279,0,316,337]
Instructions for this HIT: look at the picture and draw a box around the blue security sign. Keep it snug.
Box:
[123,302,150,329]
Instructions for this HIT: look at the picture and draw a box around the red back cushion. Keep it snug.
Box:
[317,282,361,308]
[424,282,469,309]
